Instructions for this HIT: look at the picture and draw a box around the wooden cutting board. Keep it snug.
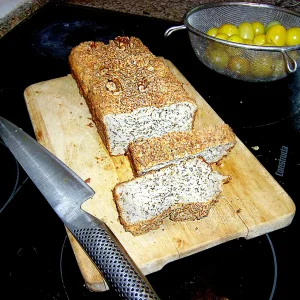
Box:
[24,59,296,292]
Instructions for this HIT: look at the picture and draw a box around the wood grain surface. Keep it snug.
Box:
[24,59,296,292]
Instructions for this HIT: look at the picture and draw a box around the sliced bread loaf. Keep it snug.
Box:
[113,157,230,235]
[69,36,198,155]
[127,124,236,176]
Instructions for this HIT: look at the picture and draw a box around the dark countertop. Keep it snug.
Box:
[2,0,299,39]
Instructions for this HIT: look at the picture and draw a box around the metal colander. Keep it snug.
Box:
[165,2,300,82]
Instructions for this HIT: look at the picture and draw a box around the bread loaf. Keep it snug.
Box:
[69,36,198,155]
[127,124,236,176]
[113,157,230,235]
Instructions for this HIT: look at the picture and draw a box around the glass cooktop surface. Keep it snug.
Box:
[0,3,299,300]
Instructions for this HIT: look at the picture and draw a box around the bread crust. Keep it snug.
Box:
[70,67,110,150]
[127,124,236,176]
[69,37,196,114]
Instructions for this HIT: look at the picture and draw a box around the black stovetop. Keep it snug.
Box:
[0,3,299,300]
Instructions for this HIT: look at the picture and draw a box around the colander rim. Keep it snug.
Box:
[183,1,300,52]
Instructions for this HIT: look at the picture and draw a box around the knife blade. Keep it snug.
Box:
[0,116,160,300]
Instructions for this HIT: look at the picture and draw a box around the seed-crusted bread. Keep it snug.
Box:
[113,157,230,235]
[69,36,198,155]
[127,124,236,176]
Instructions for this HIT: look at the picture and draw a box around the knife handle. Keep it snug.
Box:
[67,213,160,300]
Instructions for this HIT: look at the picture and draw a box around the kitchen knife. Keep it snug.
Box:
[0,116,160,300]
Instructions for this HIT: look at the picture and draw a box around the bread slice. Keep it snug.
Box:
[127,124,236,176]
[113,157,230,235]
[69,36,198,155]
